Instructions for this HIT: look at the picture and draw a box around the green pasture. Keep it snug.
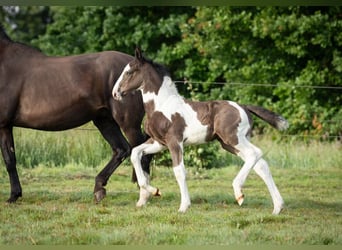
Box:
[0,128,341,245]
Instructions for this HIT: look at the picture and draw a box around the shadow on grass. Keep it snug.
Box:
[0,189,139,207]
[285,197,342,212]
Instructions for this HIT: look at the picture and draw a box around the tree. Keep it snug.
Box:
[173,6,342,138]
[0,6,51,43]
[33,7,194,57]
[4,6,340,139]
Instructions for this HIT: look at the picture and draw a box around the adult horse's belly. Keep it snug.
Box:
[13,94,101,131]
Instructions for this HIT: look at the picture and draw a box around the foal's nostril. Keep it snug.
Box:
[113,91,122,100]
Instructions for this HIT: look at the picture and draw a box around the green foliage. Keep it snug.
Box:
[2,6,340,138]
[154,142,241,170]
[13,126,111,169]
[0,6,51,43]
[1,6,341,170]
[31,7,194,58]
[174,7,342,138]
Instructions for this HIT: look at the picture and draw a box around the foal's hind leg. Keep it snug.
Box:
[232,140,262,206]
[219,138,261,206]
[253,158,284,214]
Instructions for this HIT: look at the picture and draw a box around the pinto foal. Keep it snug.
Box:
[113,48,288,214]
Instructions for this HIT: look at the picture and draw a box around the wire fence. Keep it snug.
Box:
[72,81,341,141]
[72,128,340,140]
[174,80,342,90]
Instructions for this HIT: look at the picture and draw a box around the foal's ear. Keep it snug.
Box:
[135,47,144,63]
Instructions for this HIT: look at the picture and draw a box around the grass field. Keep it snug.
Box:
[0,132,341,245]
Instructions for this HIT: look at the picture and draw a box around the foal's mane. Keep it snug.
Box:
[143,57,171,79]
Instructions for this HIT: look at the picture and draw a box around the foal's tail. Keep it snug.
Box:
[244,105,289,131]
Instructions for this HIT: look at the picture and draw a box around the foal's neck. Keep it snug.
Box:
[158,76,179,98]
[142,75,181,105]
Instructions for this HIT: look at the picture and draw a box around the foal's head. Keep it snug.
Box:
[113,47,169,100]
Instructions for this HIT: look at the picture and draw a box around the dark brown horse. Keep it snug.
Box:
[113,48,288,214]
[0,27,151,203]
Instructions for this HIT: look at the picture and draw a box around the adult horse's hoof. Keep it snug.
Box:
[94,188,106,203]
[6,192,22,203]
[6,197,17,203]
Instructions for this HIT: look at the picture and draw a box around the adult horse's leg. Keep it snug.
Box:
[0,127,22,202]
[111,96,153,183]
[93,116,131,203]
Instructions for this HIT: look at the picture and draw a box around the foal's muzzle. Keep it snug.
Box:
[113,90,127,101]
[113,91,122,101]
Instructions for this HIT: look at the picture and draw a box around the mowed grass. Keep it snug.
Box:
[0,135,341,245]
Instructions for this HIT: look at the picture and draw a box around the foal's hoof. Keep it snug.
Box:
[272,203,285,215]
[236,194,245,206]
[94,188,106,203]
[178,204,191,213]
[136,200,146,208]
[153,188,161,197]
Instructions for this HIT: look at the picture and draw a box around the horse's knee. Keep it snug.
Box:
[254,158,269,171]
[173,164,186,181]
[239,146,263,164]
[115,146,131,162]
[130,147,142,166]
[1,145,16,170]
[253,158,273,182]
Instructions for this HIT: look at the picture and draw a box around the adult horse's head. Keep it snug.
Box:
[112,47,167,100]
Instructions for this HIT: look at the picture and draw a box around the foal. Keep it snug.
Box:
[113,48,288,214]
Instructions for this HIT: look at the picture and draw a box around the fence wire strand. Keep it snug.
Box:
[174,80,342,90]
[72,81,341,140]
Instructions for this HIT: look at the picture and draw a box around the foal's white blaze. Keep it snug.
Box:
[143,76,208,145]
[112,63,131,99]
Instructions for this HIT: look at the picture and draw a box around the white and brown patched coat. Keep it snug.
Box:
[113,51,287,214]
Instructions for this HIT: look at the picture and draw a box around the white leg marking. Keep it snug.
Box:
[253,159,284,215]
[173,163,191,212]
[136,178,151,208]
[131,140,165,207]
[228,101,261,206]
[233,139,262,206]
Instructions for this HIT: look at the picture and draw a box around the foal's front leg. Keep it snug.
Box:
[130,139,164,207]
[168,141,191,212]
